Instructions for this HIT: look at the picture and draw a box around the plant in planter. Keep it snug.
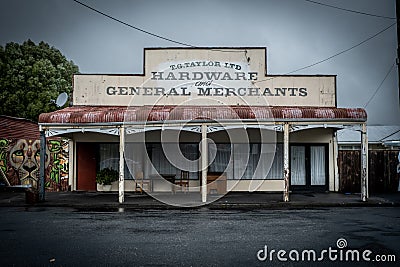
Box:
[96,168,119,191]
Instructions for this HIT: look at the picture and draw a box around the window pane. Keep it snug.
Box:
[98,143,119,171]
[125,142,146,180]
[233,143,260,179]
[146,143,199,180]
[99,143,134,180]
[267,144,283,179]
[208,143,231,174]
[310,146,326,185]
[290,146,306,185]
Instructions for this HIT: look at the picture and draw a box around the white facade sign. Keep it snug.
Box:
[73,48,336,107]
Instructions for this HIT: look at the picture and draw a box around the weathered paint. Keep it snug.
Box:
[201,124,207,203]
[333,134,340,192]
[119,127,125,203]
[39,106,367,124]
[68,139,75,191]
[72,48,336,107]
[283,123,289,202]
[361,123,368,201]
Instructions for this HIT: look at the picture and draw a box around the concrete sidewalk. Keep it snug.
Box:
[1,189,399,210]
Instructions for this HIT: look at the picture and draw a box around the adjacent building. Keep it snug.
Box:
[0,115,69,191]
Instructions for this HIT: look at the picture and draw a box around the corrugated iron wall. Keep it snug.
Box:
[0,116,39,139]
[338,150,400,193]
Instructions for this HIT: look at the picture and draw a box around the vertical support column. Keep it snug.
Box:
[68,139,75,191]
[119,126,125,204]
[333,133,340,192]
[283,123,290,202]
[361,123,368,202]
[201,124,208,203]
[39,129,46,202]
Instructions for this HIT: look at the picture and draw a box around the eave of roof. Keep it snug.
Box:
[0,115,39,139]
[38,105,367,125]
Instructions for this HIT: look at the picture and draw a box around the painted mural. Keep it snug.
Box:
[0,138,69,191]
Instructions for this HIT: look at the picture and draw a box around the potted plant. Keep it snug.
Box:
[96,168,119,191]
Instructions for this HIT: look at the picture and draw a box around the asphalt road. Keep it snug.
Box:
[0,207,399,266]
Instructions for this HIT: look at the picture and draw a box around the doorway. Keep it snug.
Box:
[76,142,97,191]
[290,144,328,191]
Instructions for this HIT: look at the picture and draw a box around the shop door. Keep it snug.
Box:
[76,143,97,191]
[290,145,327,190]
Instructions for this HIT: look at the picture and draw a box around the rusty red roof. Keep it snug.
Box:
[0,115,40,139]
[38,106,367,124]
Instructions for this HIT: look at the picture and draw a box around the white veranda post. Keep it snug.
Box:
[361,123,368,202]
[283,123,290,202]
[201,124,208,203]
[119,126,125,204]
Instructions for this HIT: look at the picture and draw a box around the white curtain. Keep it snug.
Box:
[125,142,145,180]
[98,144,119,171]
[310,146,326,185]
[232,143,281,180]
[266,144,283,179]
[180,143,199,179]
[209,143,231,173]
[233,144,261,179]
[233,144,247,180]
[290,146,306,185]
[151,144,176,176]
[149,143,199,179]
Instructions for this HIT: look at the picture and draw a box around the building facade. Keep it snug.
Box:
[0,115,69,191]
[38,48,368,205]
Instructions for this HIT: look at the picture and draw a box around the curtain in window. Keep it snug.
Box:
[151,144,175,176]
[98,144,119,171]
[233,144,246,180]
[232,143,282,180]
[310,146,326,185]
[125,142,145,180]
[180,143,199,179]
[208,144,231,175]
[266,144,283,179]
[290,146,306,185]
[148,143,199,179]
[232,144,261,179]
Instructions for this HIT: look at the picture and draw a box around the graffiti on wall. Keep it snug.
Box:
[47,139,69,190]
[0,138,69,191]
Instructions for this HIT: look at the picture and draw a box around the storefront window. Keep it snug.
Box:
[98,143,119,171]
[266,144,283,179]
[99,143,134,180]
[231,143,283,180]
[208,143,232,174]
[147,143,199,179]
[122,142,285,181]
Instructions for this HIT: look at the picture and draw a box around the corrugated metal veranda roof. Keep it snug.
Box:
[39,105,367,124]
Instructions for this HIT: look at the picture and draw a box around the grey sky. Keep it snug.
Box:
[0,0,398,125]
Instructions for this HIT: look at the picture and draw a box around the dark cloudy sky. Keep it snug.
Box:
[1,0,398,125]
